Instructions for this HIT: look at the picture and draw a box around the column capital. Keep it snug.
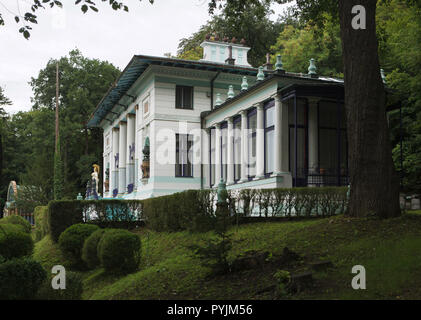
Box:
[254,102,264,110]
[112,127,120,132]
[215,122,221,129]
[240,109,248,117]
[127,113,136,118]
[225,116,234,124]
[271,93,282,102]
[119,120,127,125]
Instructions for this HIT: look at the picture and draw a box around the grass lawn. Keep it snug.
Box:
[33,210,421,300]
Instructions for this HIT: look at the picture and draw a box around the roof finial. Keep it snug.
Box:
[227,85,235,99]
[380,69,386,84]
[275,55,284,73]
[241,76,248,91]
[308,58,317,78]
[257,66,265,81]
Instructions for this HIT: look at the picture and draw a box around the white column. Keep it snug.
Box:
[280,99,289,173]
[226,117,234,185]
[118,121,127,195]
[240,110,248,182]
[111,127,119,195]
[255,103,265,179]
[134,105,139,191]
[214,123,221,185]
[126,113,136,192]
[273,94,282,176]
[308,98,319,173]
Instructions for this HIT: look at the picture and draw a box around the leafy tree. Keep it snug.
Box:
[0,0,154,39]
[0,87,11,183]
[29,50,120,199]
[177,1,285,67]
[270,13,343,77]
[54,138,64,200]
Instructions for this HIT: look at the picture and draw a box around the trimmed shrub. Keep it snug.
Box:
[0,215,32,233]
[0,224,34,260]
[36,271,83,300]
[0,257,47,300]
[48,200,85,242]
[98,229,141,274]
[34,206,49,241]
[82,228,108,269]
[58,223,100,268]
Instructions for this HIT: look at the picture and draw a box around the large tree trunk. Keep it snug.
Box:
[338,0,400,218]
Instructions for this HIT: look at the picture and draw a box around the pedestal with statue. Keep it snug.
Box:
[141,137,150,185]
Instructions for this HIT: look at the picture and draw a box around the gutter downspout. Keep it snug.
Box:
[210,71,220,110]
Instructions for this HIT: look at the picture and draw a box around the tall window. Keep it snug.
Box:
[175,134,193,177]
[176,86,193,109]
[210,128,215,186]
[233,117,241,182]
[318,100,347,182]
[265,101,275,175]
[248,109,257,179]
[288,98,308,186]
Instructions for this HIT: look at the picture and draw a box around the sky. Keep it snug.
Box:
[0,0,292,114]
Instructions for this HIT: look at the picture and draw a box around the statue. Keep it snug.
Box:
[91,164,100,199]
[141,137,150,180]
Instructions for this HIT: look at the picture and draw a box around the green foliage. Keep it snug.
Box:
[98,229,141,274]
[34,206,49,241]
[58,223,100,268]
[0,224,34,260]
[177,1,285,67]
[36,271,83,300]
[273,269,291,297]
[82,228,107,269]
[0,257,47,300]
[270,13,342,77]
[48,200,85,242]
[0,214,32,233]
[189,203,233,276]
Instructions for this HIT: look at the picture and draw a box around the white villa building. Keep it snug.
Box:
[88,39,350,200]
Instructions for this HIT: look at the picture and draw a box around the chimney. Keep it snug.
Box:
[263,53,273,71]
[225,46,235,65]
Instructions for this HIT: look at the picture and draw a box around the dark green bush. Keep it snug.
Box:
[36,271,83,300]
[98,229,141,274]
[0,257,47,300]
[34,206,49,241]
[0,224,34,260]
[82,228,108,269]
[0,215,32,233]
[48,200,85,242]
[58,223,100,268]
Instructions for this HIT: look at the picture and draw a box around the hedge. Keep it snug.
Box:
[58,223,100,268]
[0,224,34,260]
[46,187,348,235]
[82,228,108,269]
[34,206,49,241]
[0,257,47,300]
[98,229,141,274]
[0,215,32,234]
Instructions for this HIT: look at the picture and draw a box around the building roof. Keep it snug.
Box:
[87,55,259,128]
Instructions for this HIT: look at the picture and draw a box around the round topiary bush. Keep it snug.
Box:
[58,223,100,268]
[98,229,141,274]
[82,228,108,269]
[0,224,34,260]
[0,257,47,300]
[0,215,32,234]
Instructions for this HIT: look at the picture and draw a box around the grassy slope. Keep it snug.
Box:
[33,211,421,300]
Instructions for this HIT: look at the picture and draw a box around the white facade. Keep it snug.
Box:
[89,44,348,200]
